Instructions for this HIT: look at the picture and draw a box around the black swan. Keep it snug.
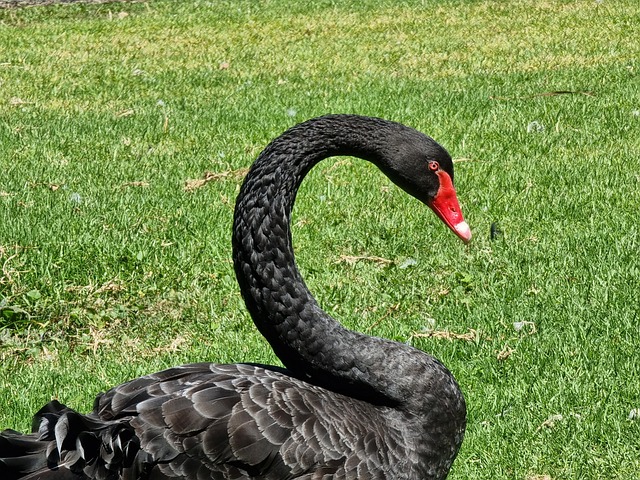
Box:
[0,114,471,479]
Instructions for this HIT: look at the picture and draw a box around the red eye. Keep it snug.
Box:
[428,161,439,171]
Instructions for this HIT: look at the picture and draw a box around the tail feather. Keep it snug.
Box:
[0,429,53,480]
[0,400,147,480]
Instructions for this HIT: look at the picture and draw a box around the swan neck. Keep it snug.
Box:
[231,116,455,406]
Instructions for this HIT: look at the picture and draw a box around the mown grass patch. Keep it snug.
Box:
[1,1,639,478]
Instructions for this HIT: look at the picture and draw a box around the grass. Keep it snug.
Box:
[0,0,639,478]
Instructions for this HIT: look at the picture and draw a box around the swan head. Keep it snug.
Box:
[376,127,471,244]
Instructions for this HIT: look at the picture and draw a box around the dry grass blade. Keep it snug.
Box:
[536,414,564,432]
[65,279,125,296]
[184,168,249,192]
[496,344,515,361]
[120,181,150,188]
[0,247,25,287]
[153,335,188,354]
[409,328,482,343]
[490,90,595,101]
[8,97,32,106]
[365,303,400,332]
[116,109,135,118]
[1,254,20,285]
[0,0,139,8]
[337,255,393,266]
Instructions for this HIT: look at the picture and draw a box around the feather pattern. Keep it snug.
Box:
[1,115,467,479]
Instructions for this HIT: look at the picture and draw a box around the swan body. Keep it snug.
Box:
[0,115,470,479]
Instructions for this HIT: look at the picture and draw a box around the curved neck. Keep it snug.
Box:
[231,116,443,405]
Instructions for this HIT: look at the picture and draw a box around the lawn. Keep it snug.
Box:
[0,0,639,478]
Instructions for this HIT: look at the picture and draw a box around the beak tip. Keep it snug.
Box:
[454,221,472,244]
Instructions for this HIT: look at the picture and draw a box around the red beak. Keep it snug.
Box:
[427,170,471,244]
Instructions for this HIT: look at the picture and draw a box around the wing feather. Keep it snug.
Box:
[4,363,402,479]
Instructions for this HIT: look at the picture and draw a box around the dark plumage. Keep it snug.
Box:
[1,115,470,479]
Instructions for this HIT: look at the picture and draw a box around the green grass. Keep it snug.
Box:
[1,0,639,478]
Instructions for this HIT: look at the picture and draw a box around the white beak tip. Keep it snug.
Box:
[454,221,472,243]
